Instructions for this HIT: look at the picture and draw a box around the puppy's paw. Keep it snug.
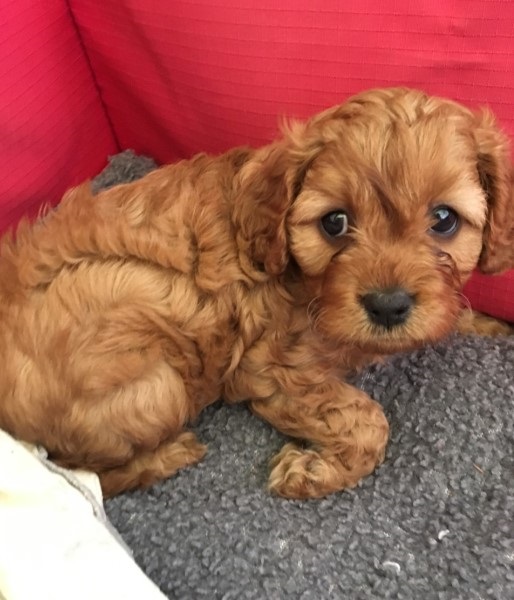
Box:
[267,443,356,499]
[457,310,513,336]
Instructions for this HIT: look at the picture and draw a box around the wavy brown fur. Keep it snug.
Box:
[0,88,512,497]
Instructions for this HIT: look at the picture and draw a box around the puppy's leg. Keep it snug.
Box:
[99,432,206,497]
[250,381,389,499]
[47,318,208,494]
[456,309,513,336]
[50,359,203,496]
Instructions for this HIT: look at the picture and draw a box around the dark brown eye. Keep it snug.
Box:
[430,205,460,237]
[320,211,349,238]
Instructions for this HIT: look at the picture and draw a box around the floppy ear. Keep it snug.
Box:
[474,110,514,274]
[233,122,323,276]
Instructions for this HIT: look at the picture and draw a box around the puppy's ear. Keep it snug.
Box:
[474,110,513,273]
[234,123,322,275]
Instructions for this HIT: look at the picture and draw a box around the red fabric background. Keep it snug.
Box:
[463,271,514,321]
[69,0,514,161]
[1,1,513,320]
[0,0,118,232]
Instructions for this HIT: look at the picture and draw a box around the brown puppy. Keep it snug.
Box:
[0,88,512,498]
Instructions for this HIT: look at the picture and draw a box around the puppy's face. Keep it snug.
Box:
[238,88,513,354]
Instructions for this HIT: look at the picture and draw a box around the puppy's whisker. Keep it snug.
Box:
[307,296,320,319]
[308,315,322,333]
[457,292,473,313]
[306,297,322,331]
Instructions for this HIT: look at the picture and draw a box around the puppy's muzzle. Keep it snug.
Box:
[361,288,414,329]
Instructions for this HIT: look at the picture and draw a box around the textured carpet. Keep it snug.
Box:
[97,152,514,600]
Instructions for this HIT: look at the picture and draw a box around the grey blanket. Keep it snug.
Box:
[99,152,514,600]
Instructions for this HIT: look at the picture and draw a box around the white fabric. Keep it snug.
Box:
[0,430,166,600]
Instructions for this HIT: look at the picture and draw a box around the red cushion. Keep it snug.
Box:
[69,0,514,159]
[464,271,514,324]
[0,0,118,233]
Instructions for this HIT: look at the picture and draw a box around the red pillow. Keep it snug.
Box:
[464,272,514,324]
[0,0,118,233]
[69,0,514,159]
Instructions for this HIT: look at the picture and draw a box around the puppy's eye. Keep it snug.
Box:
[430,205,460,237]
[320,211,349,238]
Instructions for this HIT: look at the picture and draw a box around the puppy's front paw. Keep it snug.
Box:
[457,310,513,336]
[268,443,358,499]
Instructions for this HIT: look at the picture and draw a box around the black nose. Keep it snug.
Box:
[361,288,414,329]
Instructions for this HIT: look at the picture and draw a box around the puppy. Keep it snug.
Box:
[0,88,512,498]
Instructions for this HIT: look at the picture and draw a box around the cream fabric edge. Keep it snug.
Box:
[0,429,166,600]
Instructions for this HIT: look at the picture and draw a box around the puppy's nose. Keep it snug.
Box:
[361,288,414,329]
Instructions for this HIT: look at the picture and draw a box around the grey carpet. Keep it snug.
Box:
[96,151,514,600]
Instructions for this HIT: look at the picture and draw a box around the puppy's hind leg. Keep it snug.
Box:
[54,353,207,496]
[99,432,207,497]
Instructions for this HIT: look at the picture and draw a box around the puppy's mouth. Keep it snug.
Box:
[341,320,451,356]
[350,323,429,355]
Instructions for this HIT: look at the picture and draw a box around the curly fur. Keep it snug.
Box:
[0,88,512,498]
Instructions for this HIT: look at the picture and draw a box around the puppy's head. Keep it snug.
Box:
[235,88,513,353]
